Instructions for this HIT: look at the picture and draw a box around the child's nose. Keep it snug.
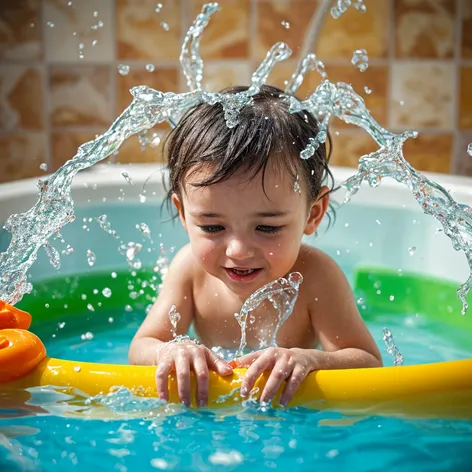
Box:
[225,237,255,260]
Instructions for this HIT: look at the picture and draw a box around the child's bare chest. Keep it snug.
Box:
[191,279,317,350]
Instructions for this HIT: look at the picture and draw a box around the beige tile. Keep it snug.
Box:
[402,133,452,173]
[255,0,317,61]
[390,62,454,130]
[203,62,251,93]
[117,67,178,128]
[459,67,472,130]
[312,64,389,129]
[453,133,472,176]
[462,0,472,58]
[317,0,389,60]
[44,0,114,63]
[0,132,46,183]
[49,65,112,127]
[117,0,181,60]
[329,130,379,168]
[0,65,43,130]
[51,130,104,170]
[190,0,250,59]
[394,0,455,58]
[0,0,42,61]
[115,129,168,164]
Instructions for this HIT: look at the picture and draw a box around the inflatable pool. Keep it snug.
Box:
[1,165,471,420]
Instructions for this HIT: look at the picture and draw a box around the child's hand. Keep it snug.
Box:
[230,347,315,406]
[155,342,233,407]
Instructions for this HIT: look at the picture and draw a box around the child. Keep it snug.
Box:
[129,85,382,407]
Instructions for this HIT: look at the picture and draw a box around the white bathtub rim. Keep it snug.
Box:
[0,164,471,222]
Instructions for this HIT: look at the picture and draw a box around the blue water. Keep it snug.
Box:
[1,306,472,471]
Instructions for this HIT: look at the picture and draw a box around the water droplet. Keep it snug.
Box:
[111,272,117,279]
[351,49,369,72]
[74,366,81,372]
[86,304,95,312]
[160,22,170,31]
[408,246,416,256]
[468,143,472,157]
[108,317,114,323]
[145,64,155,72]
[389,295,395,301]
[124,305,133,312]
[375,219,381,225]
[281,21,290,29]
[86,249,96,266]
[399,100,405,106]
[155,3,163,13]
[136,223,151,239]
[58,322,66,329]
[102,287,112,298]
[43,242,61,269]
[81,331,94,340]
[357,297,365,305]
[139,193,147,203]
[92,39,98,46]
[93,10,99,17]
[47,21,55,28]
[122,171,133,185]
[364,86,372,94]
[40,163,48,171]
[118,64,130,76]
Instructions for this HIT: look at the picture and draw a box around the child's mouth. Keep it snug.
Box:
[225,267,262,282]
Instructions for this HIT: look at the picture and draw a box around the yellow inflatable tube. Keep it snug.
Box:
[1,301,472,420]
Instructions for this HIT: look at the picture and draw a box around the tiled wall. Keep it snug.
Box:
[0,0,471,183]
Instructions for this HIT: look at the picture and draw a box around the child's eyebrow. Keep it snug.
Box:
[190,211,289,218]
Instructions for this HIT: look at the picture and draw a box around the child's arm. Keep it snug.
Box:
[232,248,382,406]
[128,244,233,406]
[128,244,195,365]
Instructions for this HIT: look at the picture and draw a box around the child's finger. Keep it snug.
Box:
[229,350,261,368]
[206,349,233,376]
[192,352,210,407]
[155,360,172,402]
[175,356,191,406]
[240,355,272,397]
[260,360,291,403]
[279,365,307,407]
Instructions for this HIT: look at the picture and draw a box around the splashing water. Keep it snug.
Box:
[86,249,96,267]
[382,328,404,366]
[331,0,366,19]
[351,48,369,72]
[96,214,120,239]
[166,304,199,344]
[234,272,303,357]
[468,143,472,157]
[0,2,471,319]
[43,242,61,269]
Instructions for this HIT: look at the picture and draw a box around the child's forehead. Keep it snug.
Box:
[183,163,298,193]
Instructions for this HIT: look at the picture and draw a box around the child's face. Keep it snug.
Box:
[173,164,329,298]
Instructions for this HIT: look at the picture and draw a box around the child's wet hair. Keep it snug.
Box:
[164,84,336,226]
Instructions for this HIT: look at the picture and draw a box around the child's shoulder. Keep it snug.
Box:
[167,243,198,281]
[294,244,350,296]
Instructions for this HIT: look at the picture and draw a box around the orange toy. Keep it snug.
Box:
[0,300,46,383]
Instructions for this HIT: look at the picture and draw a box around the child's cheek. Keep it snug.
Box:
[192,234,219,264]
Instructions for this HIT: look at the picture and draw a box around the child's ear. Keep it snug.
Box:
[304,186,330,235]
[172,193,188,232]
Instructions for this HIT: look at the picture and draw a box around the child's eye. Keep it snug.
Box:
[257,225,282,234]
[199,225,224,233]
